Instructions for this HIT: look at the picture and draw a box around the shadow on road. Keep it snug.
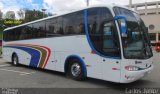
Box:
[6,62,156,89]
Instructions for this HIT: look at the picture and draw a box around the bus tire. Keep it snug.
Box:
[68,59,85,81]
[12,54,19,66]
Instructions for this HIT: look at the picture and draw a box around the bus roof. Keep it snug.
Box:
[3,4,133,31]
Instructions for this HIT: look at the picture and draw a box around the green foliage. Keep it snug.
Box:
[24,9,48,23]
[0,30,3,39]
[0,9,51,40]
[0,9,49,28]
[0,9,49,54]
[0,20,4,39]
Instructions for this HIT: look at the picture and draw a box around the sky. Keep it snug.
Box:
[0,0,160,18]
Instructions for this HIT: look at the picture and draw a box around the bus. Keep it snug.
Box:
[2,5,153,83]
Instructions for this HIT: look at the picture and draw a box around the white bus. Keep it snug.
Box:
[3,5,153,83]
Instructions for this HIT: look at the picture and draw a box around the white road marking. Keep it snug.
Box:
[0,68,35,75]
[0,64,11,67]
[20,72,35,75]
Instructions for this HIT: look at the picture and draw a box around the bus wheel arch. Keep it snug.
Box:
[64,55,87,80]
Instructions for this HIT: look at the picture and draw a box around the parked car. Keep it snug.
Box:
[155,42,160,52]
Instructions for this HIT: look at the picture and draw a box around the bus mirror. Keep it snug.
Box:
[120,19,127,37]
[114,16,127,37]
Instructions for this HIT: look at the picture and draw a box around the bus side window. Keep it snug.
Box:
[63,10,85,35]
[75,11,85,34]
[10,28,21,41]
[19,28,25,40]
[78,23,85,34]
[8,30,14,40]
[32,21,46,38]
[102,21,120,57]
[26,24,33,39]
[46,19,56,37]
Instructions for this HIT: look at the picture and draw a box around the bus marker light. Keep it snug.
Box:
[112,68,118,70]
[86,65,91,67]
[91,50,95,54]
[52,60,57,63]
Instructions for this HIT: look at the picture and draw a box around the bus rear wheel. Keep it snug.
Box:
[68,59,85,81]
[12,54,19,66]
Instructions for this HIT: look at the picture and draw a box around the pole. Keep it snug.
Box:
[41,9,46,18]
[129,0,132,9]
[87,0,89,6]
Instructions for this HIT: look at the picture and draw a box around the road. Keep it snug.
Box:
[0,53,160,93]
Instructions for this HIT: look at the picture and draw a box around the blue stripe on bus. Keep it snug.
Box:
[4,46,40,67]
[83,9,120,59]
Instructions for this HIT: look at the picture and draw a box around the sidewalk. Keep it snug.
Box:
[0,57,7,64]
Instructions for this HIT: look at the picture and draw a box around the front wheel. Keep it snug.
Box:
[12,54,19,66]
[69,59,85,81]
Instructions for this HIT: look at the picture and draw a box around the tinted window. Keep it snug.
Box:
[26,24,33,39]
[63,10,85,35]
[19,26,28,40]
[4,10,85,41]
[46,19,54,37]
[88,8,113,34]
[76,11,85,34]
[55,17,63,35]
[3,30,10,41]
[88,7,113,53]
[46,17,63,37]
[3,31,7,41]
[63,13,76,34]
[4,28,21,41]
[32,21,46,38]
[102,21,120,56]
[88,7,120,57]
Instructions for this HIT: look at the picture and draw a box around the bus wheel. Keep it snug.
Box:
[12,54,19,66]
[69,59,85,81]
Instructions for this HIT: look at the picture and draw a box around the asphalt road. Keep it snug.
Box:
[0,53,160,93]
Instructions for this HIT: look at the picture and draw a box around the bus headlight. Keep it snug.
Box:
[125,66,140,71]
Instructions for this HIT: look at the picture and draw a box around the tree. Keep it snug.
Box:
[3,19,24,27]
[0,9,53,28]
[5,11,15,19]
[0,10,3,19]
[17,9,25,20]
[24,9,48,23]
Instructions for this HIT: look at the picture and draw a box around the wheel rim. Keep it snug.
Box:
[71,63,81,77]
[13,56,17,65]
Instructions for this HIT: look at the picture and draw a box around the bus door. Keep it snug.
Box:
[101,21,121,82]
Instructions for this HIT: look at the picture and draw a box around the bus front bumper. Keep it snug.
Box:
[120,65,154,83]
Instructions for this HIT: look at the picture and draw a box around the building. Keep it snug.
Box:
[129,1,160,43]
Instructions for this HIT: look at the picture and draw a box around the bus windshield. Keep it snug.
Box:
[114,7,153,59]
